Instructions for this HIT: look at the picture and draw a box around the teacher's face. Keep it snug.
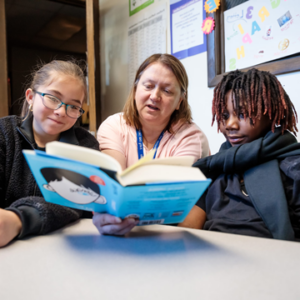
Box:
[135,62,183,128]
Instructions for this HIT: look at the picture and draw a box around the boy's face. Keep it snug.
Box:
[219,90,272,147]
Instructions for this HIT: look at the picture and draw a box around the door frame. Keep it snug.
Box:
[0,0,9,118]
[86,0,101,135]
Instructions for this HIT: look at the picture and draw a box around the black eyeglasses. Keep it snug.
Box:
[34,90,85,119]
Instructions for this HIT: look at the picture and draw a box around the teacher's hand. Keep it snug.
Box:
[0,208,22,247]
[92,213,139,236]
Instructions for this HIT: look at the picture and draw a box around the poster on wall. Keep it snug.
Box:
[128,3,167,88]
[129,0,154,16]
[170,0,206,60]
[224,0,300,72]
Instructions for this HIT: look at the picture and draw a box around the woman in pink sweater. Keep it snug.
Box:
[94,54,210,235]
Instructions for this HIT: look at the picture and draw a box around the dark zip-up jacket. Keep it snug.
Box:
[0,114,99,238]
[194,129,300,240]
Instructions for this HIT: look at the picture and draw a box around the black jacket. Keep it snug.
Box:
[194,129,300,240]
[0,114,99,238]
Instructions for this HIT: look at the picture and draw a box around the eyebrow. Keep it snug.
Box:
[46,90,82,105]
[144,79,175,85]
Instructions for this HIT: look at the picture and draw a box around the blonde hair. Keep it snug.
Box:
[21,60,87,117]
[123,54,192,133]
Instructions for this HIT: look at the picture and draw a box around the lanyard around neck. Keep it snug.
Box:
[136,129,164,159]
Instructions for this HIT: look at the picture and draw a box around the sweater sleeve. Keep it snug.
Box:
[7,128,99,237]
[97,114,125,155]
[7,197,82,237]
[0,125,6,202]
[1,124,97,239]
[170,122,210,162]
[0,143,43,239]
[0,157,4,204]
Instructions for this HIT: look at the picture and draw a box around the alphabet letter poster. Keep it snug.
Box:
[224,0,300,71]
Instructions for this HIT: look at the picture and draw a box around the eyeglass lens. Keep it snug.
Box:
[42,94,82,118]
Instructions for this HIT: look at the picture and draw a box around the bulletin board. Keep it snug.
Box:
[207,0,300,87]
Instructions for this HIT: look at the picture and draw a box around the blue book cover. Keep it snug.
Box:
[23,146,211,225]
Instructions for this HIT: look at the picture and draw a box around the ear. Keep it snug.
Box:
[25,88,35,106]
[95,196,107,205]
[175,94,184,110]
[43,184,55,192]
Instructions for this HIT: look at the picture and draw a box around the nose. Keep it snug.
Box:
[225,114,239,131]
[150,87,161,101]
[54,104,67,116]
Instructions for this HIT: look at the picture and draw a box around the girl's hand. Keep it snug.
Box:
[92,213,139,236]
[0,208,22,247]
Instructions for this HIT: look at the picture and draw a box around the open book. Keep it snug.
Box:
[45,142,206,186]
[23,141,211,225]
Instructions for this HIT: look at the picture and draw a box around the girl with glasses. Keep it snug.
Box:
[0,60,99,247]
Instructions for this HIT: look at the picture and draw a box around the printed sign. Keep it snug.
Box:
[171,0,207,60]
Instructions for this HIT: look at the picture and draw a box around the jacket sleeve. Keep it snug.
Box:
[0,122,7,203]
[1,124,98,239]
[11,128,98,237]
[7,197,83,238]
[280,155,300,239]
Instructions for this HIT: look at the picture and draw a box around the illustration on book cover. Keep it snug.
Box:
[41,168,107,205]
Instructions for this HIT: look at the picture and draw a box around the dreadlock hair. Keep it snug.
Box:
[212,68,298,135]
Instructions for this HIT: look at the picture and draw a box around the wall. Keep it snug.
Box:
[99,0,300,154]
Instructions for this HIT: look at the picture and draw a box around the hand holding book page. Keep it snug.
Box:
[93,212,140,236]
[23,141,211,235]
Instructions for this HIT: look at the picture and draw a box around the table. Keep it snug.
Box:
[0,219,300,300]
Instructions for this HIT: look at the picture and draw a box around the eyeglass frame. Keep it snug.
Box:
[33,90,85,119]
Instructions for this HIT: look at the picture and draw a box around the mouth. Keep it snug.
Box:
[146,104,159,111]
[48,118,63,125]
[227,136,245,145]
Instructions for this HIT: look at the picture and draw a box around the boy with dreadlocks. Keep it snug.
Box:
[180,68,300,241]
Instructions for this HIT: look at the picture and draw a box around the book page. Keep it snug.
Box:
[119,151,194,177]
[119,149,155,176]
[46,142,122,172]
[142,156,194,167]
[117,164,206,186]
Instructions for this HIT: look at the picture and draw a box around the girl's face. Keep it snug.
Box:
[134,62,183,129]
[220,90,272,147]
[26,73,85,142]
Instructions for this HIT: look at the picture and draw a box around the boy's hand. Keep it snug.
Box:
[0,208,22,247]
[92,213,139,236]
